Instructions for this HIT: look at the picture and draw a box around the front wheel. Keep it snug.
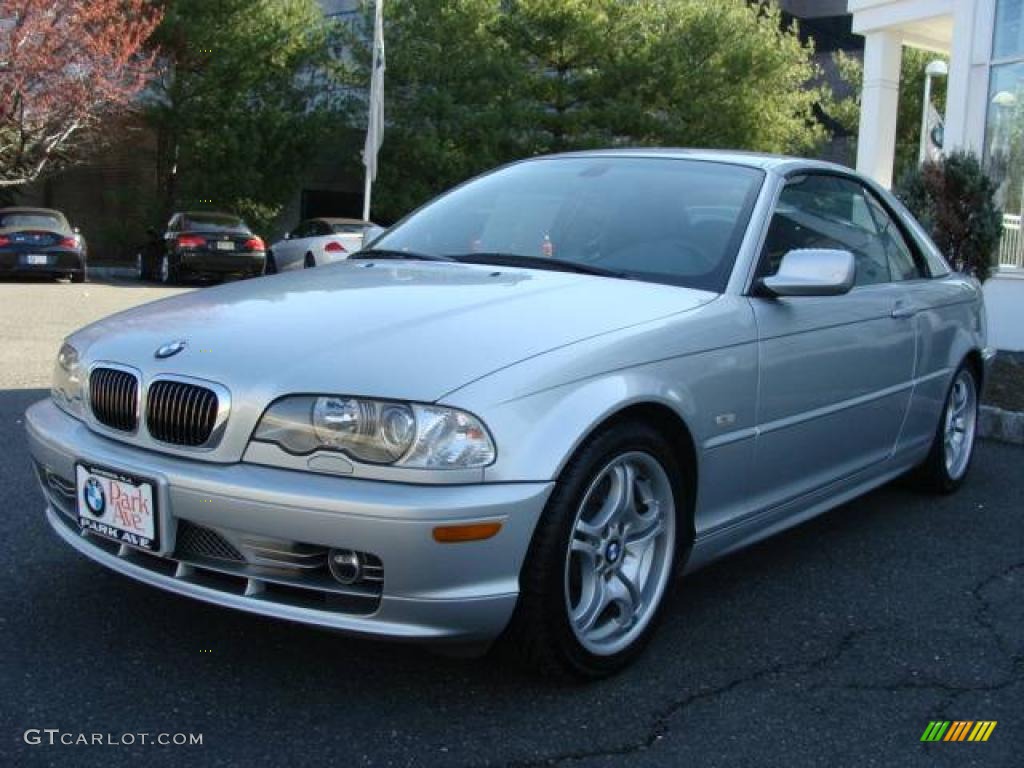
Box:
[911,363,979,493]
[304,252,316,269]
[505,421,686,678]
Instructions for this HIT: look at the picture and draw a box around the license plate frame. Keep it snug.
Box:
[76,463,160,552]
[215,241,235,251]
[22,253,50,266]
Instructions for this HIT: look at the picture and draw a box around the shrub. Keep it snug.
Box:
[896,151,1003,282]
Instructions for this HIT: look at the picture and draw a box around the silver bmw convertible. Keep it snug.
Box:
[26,150,992,677]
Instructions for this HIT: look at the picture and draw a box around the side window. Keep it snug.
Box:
[290,221,309,239]
[167,215,179,233]
[311,221,331,237]
[759,175,892,287]
[864,191,927,281]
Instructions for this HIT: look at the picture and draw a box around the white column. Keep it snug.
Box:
[856,29,904,188]
[944,0,987,154]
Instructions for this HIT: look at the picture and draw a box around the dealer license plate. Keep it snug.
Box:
[22,254,49,265]
[76,464,158,551]
[215,241,234,251]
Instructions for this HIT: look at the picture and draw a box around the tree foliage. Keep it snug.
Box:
[146,0,333,231]
[343,0,829,222]
[896,151,1003,282]
[0,0,161,190]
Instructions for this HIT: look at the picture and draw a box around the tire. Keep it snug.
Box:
[910,362,980,494]
[504,420,689,679]
[136,252,146,281]
[304,252,315,269]
[265,252,277,275]
[158,254,177,285]
[70,270,86,284]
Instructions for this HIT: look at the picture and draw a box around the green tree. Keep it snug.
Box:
[830,47,948,180]
[345,0,830,222]
[146,0,334,232]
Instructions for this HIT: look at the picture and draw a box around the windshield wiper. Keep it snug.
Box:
[449,252,631,279]
[353,248,457,262]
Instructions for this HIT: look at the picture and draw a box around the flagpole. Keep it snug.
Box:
[362,167,372,221]
[362,0,384,222]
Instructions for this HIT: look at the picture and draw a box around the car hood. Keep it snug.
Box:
[72,261,715,403]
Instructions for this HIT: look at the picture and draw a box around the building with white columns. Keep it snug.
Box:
[850,0,1022,192]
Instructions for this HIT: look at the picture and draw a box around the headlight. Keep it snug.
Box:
[251,396,496,469]
[51,342,85,418]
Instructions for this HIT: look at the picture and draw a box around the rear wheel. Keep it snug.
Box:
[159,254,178,285]
[505,421,686,678]
[911,363,979,493]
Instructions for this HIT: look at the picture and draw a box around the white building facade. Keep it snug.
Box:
[850,1,1023,255]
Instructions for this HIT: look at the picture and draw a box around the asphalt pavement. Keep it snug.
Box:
[1,279,1021,767]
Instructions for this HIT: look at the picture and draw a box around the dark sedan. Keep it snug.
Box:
[0,207,87,282]
[140,211,266,284]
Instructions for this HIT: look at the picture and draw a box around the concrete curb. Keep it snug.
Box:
[979,405,1024,446]
[88,266,138,280]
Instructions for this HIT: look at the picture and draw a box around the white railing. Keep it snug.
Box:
[998,213,1024,270]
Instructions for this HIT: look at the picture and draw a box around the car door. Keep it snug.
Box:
[748,173,918,509]
[279,221,310,270]
[867,189,969,455]
[307,220,333,263]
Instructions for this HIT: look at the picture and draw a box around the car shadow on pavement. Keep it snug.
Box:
[5,383,1022,768]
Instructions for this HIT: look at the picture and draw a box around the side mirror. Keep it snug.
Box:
[760,249,855,297]
[283,232,291,240]
[72,226,80,234]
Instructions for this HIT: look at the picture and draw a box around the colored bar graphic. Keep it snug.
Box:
[921,721,950,741]
[922,720,997,742]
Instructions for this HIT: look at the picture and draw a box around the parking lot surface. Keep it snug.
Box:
[1,280,1021,767]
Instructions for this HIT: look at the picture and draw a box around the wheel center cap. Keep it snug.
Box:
[605,540,622,564]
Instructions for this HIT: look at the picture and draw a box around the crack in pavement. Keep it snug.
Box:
[498,628,873,768]
[495,560,1024,768]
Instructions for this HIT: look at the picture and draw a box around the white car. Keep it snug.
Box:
[266,218,382,272]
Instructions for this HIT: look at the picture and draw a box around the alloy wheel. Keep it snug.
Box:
[943,369,977,480]
[564,451,675,656]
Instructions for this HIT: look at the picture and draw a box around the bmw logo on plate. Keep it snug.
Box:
[83,477,105,517]
[155,339,187,359]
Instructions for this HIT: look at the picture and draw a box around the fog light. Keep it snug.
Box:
[328,549,363,584]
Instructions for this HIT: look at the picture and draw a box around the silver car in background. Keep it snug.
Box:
[26,150,991,678]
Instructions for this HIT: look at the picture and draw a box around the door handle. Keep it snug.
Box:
[891,302,918,319]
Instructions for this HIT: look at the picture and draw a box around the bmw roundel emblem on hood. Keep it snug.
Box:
[155,340,187,359]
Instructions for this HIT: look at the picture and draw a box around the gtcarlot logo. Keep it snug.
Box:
[24,729,203,747]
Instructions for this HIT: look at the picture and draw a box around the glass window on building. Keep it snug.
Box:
[994,0,1024,60]
[987,1,1024,217]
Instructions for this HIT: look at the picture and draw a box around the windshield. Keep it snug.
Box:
[331,223,370,234]
[370,157,764,291]
[183,213,248,232]
[0,212,67,232]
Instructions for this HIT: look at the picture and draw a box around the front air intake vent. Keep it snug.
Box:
[146,379,219,447]
[89,367,139,432]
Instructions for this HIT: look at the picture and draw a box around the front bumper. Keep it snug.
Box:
[25,399,551,642]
